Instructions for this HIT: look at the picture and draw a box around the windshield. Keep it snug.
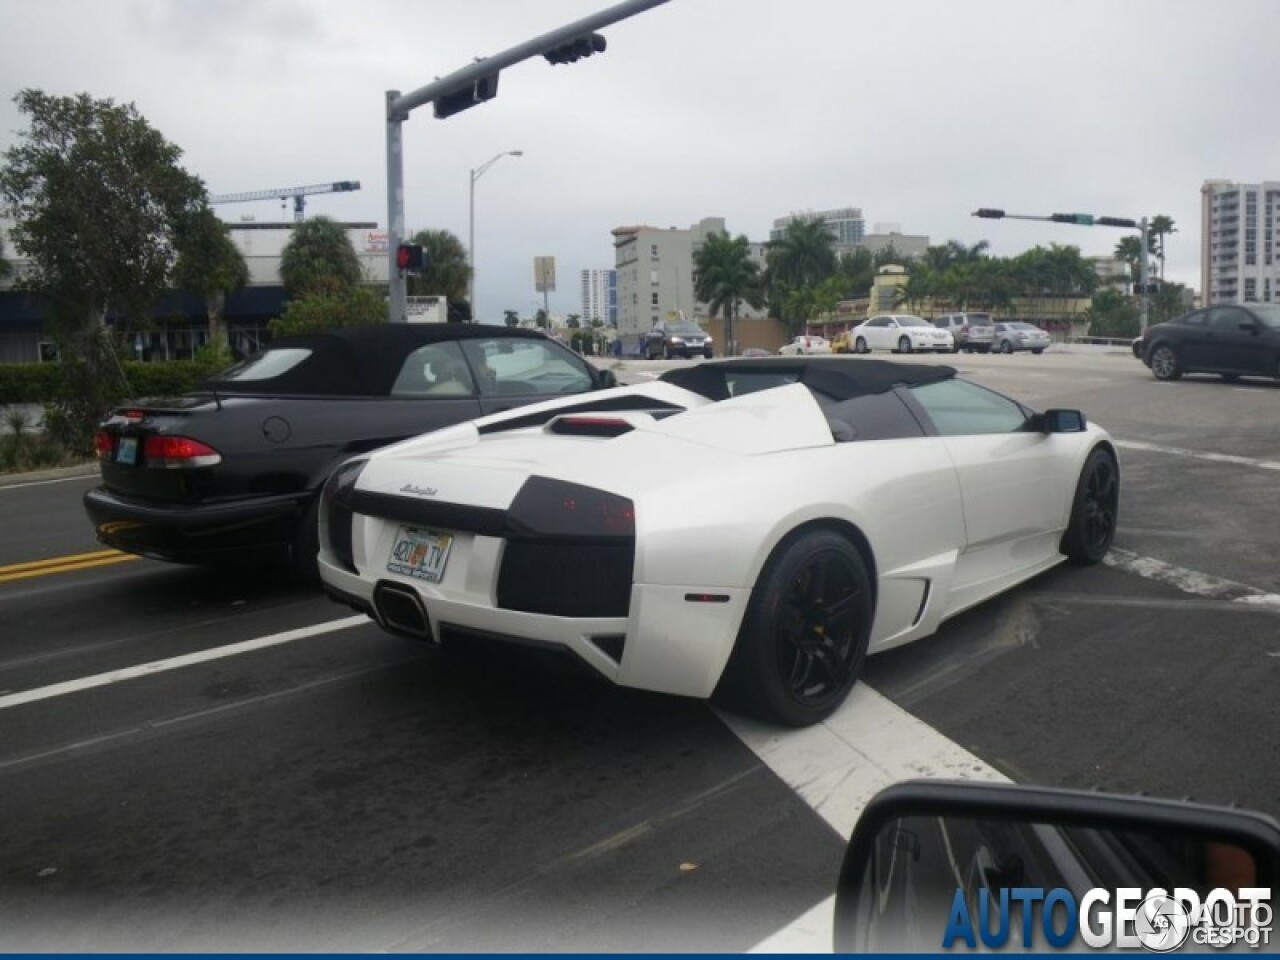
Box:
[1250,305,1280,328]
[667,320,705,336]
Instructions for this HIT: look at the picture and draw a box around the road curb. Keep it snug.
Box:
[0,461,98,488]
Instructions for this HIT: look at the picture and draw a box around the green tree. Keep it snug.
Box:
[534,308,549,330]
[1114,235,1144,286]
[693,231,763,354]
[279,216,361,299]
[0,234,12,283]
[407,228,470,308]
[767,217,836,290]
[566,313,581,329]
[1084,288,1140,338]
[1148,215,1176,281]
[173,205,248,358]
[0,89,205,453]
[503,309,519,328]
[269,286,386,337]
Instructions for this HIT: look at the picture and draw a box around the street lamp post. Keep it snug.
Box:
[469,150,523,323]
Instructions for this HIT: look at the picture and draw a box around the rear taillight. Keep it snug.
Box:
[141,436,222,469]
[507,476,635,539]
[94,430,116,461]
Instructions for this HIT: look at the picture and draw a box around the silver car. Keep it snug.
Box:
[992,322,1051,354]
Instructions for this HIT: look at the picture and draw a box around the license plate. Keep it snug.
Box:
[386,526,453,582]
[117,436,138,465]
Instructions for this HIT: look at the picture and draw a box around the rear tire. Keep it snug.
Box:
[999,340,1013,354]
[1031,348,1045,355]
[1060,448,1119,565]
[1149,343,1181,380]
[714,530,873,727]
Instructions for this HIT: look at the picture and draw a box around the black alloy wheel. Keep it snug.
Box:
[1061,448,1119,565]
[715,530,873,727]
[1149,343,1181,380]
[897,336,912,354]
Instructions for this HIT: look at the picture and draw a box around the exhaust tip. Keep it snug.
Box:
[373,581,434,642]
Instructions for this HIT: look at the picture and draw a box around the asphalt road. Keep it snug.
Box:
[2,346,1278,950]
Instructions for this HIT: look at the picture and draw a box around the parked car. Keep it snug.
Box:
[778,335,832,355]
[932,313,994,353]
[318,356,1117,727]
[992,321,1051,354]
[83,324,617,578]
[1139,304,1280,381]
[643,318,713,359]
[851,315,954,354]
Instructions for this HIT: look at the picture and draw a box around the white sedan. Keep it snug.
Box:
[778,335,831,355]
[852,314,954,354]
[318,357,1118,727]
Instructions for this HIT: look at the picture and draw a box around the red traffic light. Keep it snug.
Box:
[396,243,425,272]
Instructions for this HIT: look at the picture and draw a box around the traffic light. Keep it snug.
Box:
[433,73,500,119]
[1050,213,1095,225]
[1096,216,1138,229]
[396,243,426,273]
[544,32,606,65]
[973,208,1005,219]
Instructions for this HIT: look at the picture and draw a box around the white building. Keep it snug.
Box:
[1201,180,1280,305]
[579,268,617,327]
[771,208,865,251]
[612,217,768,351]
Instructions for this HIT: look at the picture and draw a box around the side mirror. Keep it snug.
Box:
[1241,321,1261,334]
[834,780,1280,954]
[1042,409,1086,433]
[594,367,618,390]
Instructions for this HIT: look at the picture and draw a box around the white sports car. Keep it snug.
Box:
[318,357,1118,727]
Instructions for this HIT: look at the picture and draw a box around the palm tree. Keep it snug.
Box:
[1148,215,1176,280]
[407,228,470,310]
[173,206,249,354]
[279,216,362,298]
[767,217,836,292]
[566,313,581,329]
[503,309,519,328]
[693,231,762,355]
[1114,236,1144,289]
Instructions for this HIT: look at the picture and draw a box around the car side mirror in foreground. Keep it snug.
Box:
[834,780,1280,954]
[594,368,618,389]
[1042,409,1086,433]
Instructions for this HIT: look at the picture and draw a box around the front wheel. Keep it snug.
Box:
[1060,447,1119,565]
[663,343,673,360]
[897,336,912,354]
[703,347,713,359]
[1149,343,1181,380]
[999,340,1014,354]
[854,336,868,354]
[1031,348,1044,355]
[714,530,873,727]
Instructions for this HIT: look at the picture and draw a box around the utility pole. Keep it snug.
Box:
[384,0,671,323]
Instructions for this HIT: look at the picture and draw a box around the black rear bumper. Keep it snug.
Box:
[83,486,306,564]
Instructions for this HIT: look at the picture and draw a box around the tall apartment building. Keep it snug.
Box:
[771,208,865,250]
[579,268,617,326]
[612,216,768,350]
[1201,179,1280,305]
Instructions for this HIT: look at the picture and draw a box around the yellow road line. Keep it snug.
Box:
[0,549,140,583]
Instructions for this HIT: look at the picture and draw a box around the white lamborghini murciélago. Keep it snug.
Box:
[318,357,1118,727]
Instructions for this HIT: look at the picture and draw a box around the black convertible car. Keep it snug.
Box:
[84,324,617,577]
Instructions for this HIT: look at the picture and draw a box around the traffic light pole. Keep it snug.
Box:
[385,0,671,324]
[972,208,1152,331]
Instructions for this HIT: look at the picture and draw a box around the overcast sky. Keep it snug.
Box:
[3,0,1277,319]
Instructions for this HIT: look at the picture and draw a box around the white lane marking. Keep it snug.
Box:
[0,615,368,711]
[1115,439,1280,472]
[1104,547,1280,607]
[725,685,1008,952]
[0,473,99,491]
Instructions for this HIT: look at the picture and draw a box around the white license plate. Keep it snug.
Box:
[386,526,453,583]
[117,436,138,465]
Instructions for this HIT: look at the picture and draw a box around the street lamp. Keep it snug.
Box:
[469,150,523,322]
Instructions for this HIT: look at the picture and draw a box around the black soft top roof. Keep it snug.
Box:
[658,356,956,402]
[208,324,552,396]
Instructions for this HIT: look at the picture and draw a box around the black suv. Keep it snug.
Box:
[644,319,714,359]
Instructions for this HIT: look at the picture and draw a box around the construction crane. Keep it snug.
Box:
[208,180,361,222]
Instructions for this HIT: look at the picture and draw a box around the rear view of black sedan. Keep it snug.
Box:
[1140,304,1280,382]
[84,324,617,577]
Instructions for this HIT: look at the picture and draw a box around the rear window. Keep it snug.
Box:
[216,348,312,382]
[966,314,993,325]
